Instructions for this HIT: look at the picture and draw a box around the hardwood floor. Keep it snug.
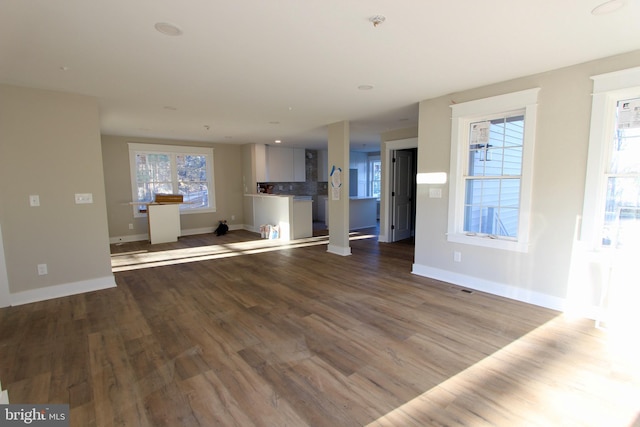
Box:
[1,229,639,426]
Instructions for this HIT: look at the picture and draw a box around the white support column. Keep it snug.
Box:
[327,121,351,256]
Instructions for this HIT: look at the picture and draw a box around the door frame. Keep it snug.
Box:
[379,138,418,242]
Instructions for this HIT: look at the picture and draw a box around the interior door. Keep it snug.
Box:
[391,149,416,242]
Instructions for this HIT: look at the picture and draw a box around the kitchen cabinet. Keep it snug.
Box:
[318,150,328,181]
[320,196,377,230]
[254,143,267,183]
[244,194,312,240]
[293,148,305,182]
[147,204,181,244]
[266,146,305,182]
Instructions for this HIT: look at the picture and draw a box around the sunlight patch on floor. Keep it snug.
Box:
[368,315,640,426]
[111,232,377,272]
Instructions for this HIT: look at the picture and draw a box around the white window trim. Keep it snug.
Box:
[447,88,540,252]
[581,67,640,248]
[128,143,216,218]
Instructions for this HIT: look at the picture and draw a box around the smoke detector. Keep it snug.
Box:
[369,15,386,27]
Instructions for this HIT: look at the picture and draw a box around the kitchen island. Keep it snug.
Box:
[243,194,313,240]
[320,196,378,230]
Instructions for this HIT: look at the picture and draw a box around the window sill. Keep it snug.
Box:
[447,233,529,253]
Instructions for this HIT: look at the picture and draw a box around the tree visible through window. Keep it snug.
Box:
[370,159,381,198]
[129,143,215,217]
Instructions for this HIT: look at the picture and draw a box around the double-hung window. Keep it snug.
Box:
[128,143,216,217]
[447,89,539,252]
[369,157,381,199]
[582,67,640,249]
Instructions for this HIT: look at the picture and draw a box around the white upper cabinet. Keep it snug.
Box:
[266,146,306,182]
[255,143,267,183]
[318,150,328,181]
[266,146,291,182]
[293,148,306,182]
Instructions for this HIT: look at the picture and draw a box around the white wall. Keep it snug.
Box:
[412,50,640,314]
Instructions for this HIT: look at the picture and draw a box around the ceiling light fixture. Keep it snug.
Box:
[591,0,625,15]
[369,15,386,27]
[154,22,183,36]
[275,140,282,144]
[358,85,374,90]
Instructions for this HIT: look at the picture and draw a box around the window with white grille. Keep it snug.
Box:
[448,89,539,252]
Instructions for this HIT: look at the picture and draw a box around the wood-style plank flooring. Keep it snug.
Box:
[1,229,639,426]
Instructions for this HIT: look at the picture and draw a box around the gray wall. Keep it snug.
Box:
[101,135,245,241]
[412,50,640,312]
[0,85,113,302]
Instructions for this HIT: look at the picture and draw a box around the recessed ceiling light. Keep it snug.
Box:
[59,66,70,71]
[275,140,282,144]
[269,121,280,125]
[154,22,183,36]
[358,85,374,90]
[591,0,625,15]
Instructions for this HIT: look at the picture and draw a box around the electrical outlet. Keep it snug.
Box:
[37,264,48,275]
[128,223,134,230]
[29,195,40,207]
[454,251,462,262]
[231,215,235,220]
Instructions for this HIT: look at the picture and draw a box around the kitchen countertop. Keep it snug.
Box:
[245,194,313,201]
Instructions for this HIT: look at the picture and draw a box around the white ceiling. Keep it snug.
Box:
[2,0,639,151]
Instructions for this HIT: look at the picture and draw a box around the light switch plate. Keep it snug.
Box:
[29,195,40,207]
[75,193,93,204]
[37,263,48,275]
[429,188,442,198]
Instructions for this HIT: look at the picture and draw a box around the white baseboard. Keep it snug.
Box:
[242,224,259,234]
[10,275,116,306]
[110,233,148,244]
[412,263,568,313]
[110,224,245,244]
[181,226,215,236]
[327,244,352,256]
